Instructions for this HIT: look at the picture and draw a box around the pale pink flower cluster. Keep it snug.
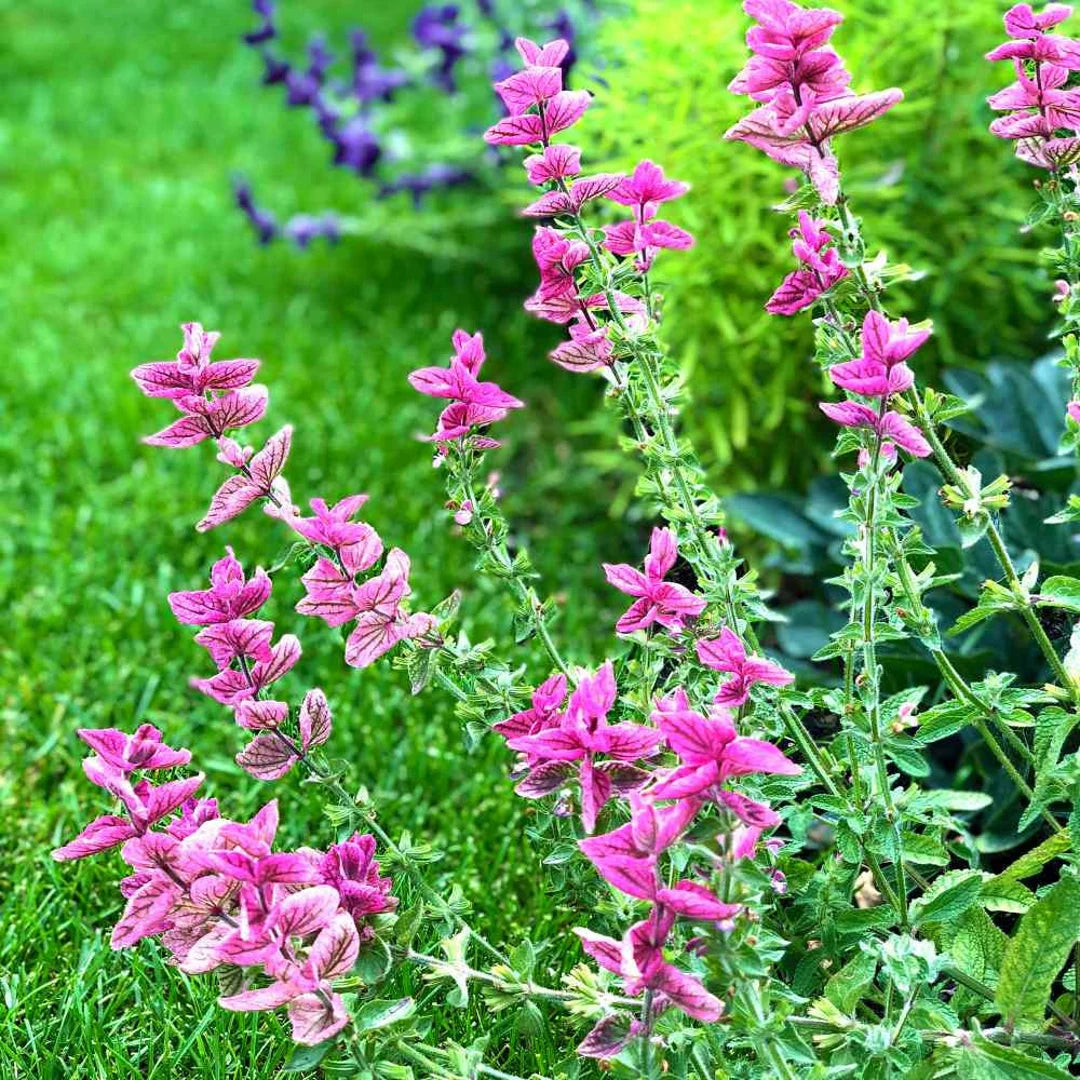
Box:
[725,0,903,203]
[53,731,395,1046]
[987,3,1080,169]
[133,324,437,671]
[485,36,694,373]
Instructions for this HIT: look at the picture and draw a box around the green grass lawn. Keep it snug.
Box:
[0,2,645,1074]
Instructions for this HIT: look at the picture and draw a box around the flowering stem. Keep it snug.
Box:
[909,392,1075,696]
[454,452,573,681]
[857,437,909,929]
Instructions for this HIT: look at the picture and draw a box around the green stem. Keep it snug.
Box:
[457,463,572,680]
[910,393,1075,695]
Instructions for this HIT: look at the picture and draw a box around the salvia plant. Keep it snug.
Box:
[233,0,601,248]
[55,3,1080,1076]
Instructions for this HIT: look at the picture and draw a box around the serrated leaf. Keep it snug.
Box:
[968,1036,1076,1079]
[915,702,979,744]
[996,832,1071,882]
[824,951,878,1013]
[911,870,983,927]
[948,591,1018,636]
[941,907,1006,989]
[979,875,1036,914]
[995,875,1080,1030]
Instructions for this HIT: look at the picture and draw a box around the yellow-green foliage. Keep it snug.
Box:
[590,0,1049,488]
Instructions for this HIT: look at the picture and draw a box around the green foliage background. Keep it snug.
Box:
[592,0,1051,487]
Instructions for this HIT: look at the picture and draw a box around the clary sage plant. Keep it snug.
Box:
[54,3,1080,1076]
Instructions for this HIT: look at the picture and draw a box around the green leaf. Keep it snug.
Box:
[824,950,878,1013]
[283,1040,335,1071]
[968,1037,1076,1079]
[901,832,951,866]
[910,870,983,927]
[1037,575,1080,614]
[979,875,1036,915]
[352,935,393,986]
[915,702,979,744]
[995,875,1080,1029]
[940,907,1006,989]
[353,997,417,1033]
[948,589,1018,636]
[996,832,1071,882]
[914,790,994,812]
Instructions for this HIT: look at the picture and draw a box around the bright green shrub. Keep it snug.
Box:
[591,0,1050,488]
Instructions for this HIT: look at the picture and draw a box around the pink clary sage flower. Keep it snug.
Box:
[725,0,903,204]
[576,906,724,1025]
[54,734,397,1046]
[767,211,848,316]
[696,627,795,707]
[167,549,340,780]
[409,329,523,455]
[820,310,932,458]
[603,526,706,636]
[133,322,268,449]
[485,40,693,374]
[649,689,802,802]
[986,4,1080,168]
[507,662,663,832]
[602,160,695,272]
[298,546,438,669]
[52,727,203,861]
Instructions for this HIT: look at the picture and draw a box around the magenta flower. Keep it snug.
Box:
[131,322,259,400]
[602,218,694,273]
[603,527,706,636]
[550,318,615,373]
[578,790,703,901]
[78,724,192,774]
[608,160,690,217]
[695,628,794,707]
[829,311,928,399]
[52,734,205,863]
[236,688,333,781]
[316,832,398,928]
[987,5,1080,167]
[509,662,663,832]
[819,400,931,458]
[523,143,582,184]
[493,673,568,757]
[219,906,359,1044]
[767,211,848,316]
[142,386,269,449]
[409,329,523,411]
[726,1,902,203]
[576,907,724,1022]
[192,633,302,705]
[483,37,591,146]
[297,547,436,668]
[1069,400,1080,423]
[169,548,272,626]
[411,329,523,451]
[288,495,385,577]
[650,689,801,801]
[197,426,292,532]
